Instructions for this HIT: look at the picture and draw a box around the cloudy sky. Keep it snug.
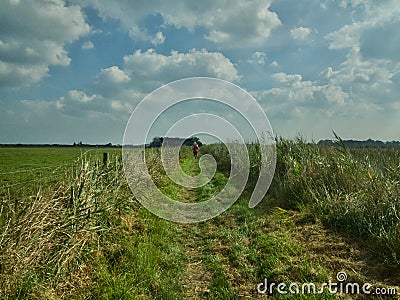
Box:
[1,0,399,144]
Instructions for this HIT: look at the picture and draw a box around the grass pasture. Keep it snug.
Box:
[0,141,399,299]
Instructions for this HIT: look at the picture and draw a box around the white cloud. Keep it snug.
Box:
[290,27,311,40]
[202,1,281,45]
[151,31,165,46]
[270,61,279,67]
[256,42,399,121]
[56,88,136,118]
[339,0,372,9]
[319,0,400,119]
[326,0,400,52]
[123,48,241,84]
[66,90,97,103]
[0,0,90,89]
[82,41,94,50]
[247,52,267,65]
[254,71,351,120]
[272,73,303,85]
[129,25,165,46]
[5,0,400,143]
[320,49,398,111]
[53,48,240,117]
[96,66,131,85]
[110,100,133,112]
[326,23,362,50]
[56,90,108,117]
[20,99,57,115]
[75,0,281,46]
[91,66,132,98]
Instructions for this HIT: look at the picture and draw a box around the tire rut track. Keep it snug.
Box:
[177,155,214,299]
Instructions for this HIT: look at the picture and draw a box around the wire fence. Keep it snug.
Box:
[0,173,66,189]
[0,149,101,190]
[0,163,75,176]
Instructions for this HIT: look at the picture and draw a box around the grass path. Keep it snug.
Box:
[171,155,400,299]
[177,156,213,299]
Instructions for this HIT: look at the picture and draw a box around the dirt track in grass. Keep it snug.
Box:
[173,156,399,299]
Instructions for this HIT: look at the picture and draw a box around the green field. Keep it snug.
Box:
[0,142,399,299]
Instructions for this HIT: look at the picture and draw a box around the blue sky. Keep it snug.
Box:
[1,0,399,144]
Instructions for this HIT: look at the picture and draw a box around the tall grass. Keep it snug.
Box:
[0,150,187,299]
[202,138,400,267]
[0,152,133,298]
[274,138,400,266]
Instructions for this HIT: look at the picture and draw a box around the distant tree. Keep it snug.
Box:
[318,138,400,148]
[149,136,203,148]
[183,136,203,147]
[150,137,164,148]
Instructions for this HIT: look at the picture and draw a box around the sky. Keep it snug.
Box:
[0,0,399,144]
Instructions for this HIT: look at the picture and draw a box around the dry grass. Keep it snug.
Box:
[0,152,133,298]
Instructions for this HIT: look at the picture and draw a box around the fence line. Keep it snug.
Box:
[0,149,119,190]
[0,173,65,189]
[0,149,97,176]
[0,163,75,175]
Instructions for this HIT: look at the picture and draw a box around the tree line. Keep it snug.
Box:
[147,136,203,148]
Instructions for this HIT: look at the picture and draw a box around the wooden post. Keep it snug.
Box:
[103,152,108,165]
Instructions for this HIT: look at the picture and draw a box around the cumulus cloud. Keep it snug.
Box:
[91,66,132,98]
[270,61,279,67]
[254,71,350,119]
[54,48,240,117]
[96,66,131,85]
[129,25,165,46]
[81,41,94,50]
[123,48,241,85]
[66,90,97,103]
[326,0,400,52]
[290,26,311,40]
[339,0,373,9]
[321,49,398,112]
[256,42,399,121]
[55,87,137,118]
[272,73,303,86]
[319,0,400,119]
[20,99,58,116]
[247,51,267,65]
[56,90,107,117]
[0,0,90,89]
[323,0,400,104]
[202,1,281,45]
[74,0,281,46]
[326,23,362,50]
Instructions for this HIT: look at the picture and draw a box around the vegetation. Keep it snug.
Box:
[0,139,399,299]
[318,138,400,149]
[202,138,400,266]
[147,136,203,148]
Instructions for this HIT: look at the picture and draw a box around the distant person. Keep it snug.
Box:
[192,142,199,159]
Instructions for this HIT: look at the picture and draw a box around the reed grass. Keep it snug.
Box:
[202,137,400,267]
